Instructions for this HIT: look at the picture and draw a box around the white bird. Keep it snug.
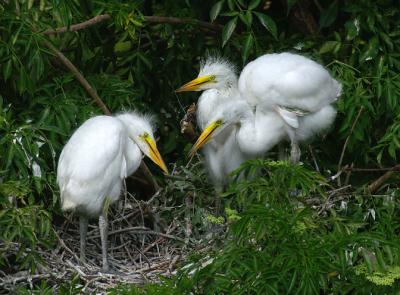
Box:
[176,57,253,191]
[57,112,168,271]
[189,99,286,159]
[238,52,342,162]
[179,53,341,164]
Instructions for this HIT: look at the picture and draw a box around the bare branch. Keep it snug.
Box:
[368,164,400,194]
[43,14,111,35]
[42,14,222,35]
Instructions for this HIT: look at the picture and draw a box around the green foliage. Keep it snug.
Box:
[117,160,400,294]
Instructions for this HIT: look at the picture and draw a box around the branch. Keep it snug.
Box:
[42,40,111,115]
[42,14,222,35]
[368,164,400,194]
[43,14,111,35]
[143,15,222,31]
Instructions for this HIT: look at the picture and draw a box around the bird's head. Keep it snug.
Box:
[176,56,237,92]
[189,100,250,157]
[116,113,169,174]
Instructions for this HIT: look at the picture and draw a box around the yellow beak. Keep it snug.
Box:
[144,137,169,174]
[189,120,222,158]
[175,75,216,92]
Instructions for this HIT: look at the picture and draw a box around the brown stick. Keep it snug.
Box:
[43,14,111,35]
[144,15,222,31]
[368,164,400,194]
[42,14,222,35]
[42,40,111,114]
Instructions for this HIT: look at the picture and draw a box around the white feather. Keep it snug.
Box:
[57,113,151,217]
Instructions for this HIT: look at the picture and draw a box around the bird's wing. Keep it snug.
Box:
[276,106,304,129]
[57,117,126,185]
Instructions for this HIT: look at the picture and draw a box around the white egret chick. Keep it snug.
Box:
[189,99,286,159]
[176,57,252,190]
[57,112,168,271]
[238,52,342,163]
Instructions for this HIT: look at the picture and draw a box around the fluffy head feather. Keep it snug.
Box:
[198,55,238,90]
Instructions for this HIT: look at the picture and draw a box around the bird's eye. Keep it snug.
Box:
[139,132,149,139]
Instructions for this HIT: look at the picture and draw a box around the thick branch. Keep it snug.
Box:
[42,14,222,35]
[368,164,400,194]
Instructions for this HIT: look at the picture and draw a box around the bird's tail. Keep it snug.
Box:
[61,192,77,212]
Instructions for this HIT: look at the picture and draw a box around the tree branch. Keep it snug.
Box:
[368,164,400,194]
[42,14,222,35]
[42,40,111,115]
[43,14,111,35]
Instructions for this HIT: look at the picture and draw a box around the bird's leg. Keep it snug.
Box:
[278,142,286,161]
[290,140,301,164]
[98,213,109,272]
[79,216,88,264]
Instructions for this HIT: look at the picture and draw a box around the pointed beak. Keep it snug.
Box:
[144,137,169,174]
[175,75,216,92]
[189,120,223,158]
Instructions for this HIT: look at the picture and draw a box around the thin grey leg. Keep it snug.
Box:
[99,214,109,271]
[290,141,301,164]
[79,216,88,263]
[278,142,286,161]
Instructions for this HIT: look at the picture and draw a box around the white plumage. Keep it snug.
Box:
[239,52,342,112]
[177,57,253,190]
[185,52,341,164]
[57,112,168,271]
[239,52,341,162]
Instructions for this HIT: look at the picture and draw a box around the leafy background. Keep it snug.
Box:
[0,0,399,293]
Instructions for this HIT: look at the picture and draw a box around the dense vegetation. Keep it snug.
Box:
[0,0,399,293]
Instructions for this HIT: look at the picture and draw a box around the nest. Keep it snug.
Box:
[1,189,196,293]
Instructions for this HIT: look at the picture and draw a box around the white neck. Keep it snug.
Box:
[236,109,285,155]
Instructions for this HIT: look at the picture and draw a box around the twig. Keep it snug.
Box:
[337,106,364,185]
[41,40,111,114]
[368,164,400,194]
[144,16,222,31]
[43,14,111,35]
[42,14,222,35]
[344,165,400,172]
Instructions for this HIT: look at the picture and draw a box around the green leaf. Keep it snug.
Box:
[319,0,338,28]
[242,33,254,63]
[210,0,224,22]
[254,12,277,40]
[227,0,235,10]
[248,0,261,10]
[222,17,237,47]
[319,41,340,54]
[239,10,253,27]
[345,19,359,41]
[359,36,379,62]
[3,59,12,80]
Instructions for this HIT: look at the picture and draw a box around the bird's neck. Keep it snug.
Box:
[237,110,285,155]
